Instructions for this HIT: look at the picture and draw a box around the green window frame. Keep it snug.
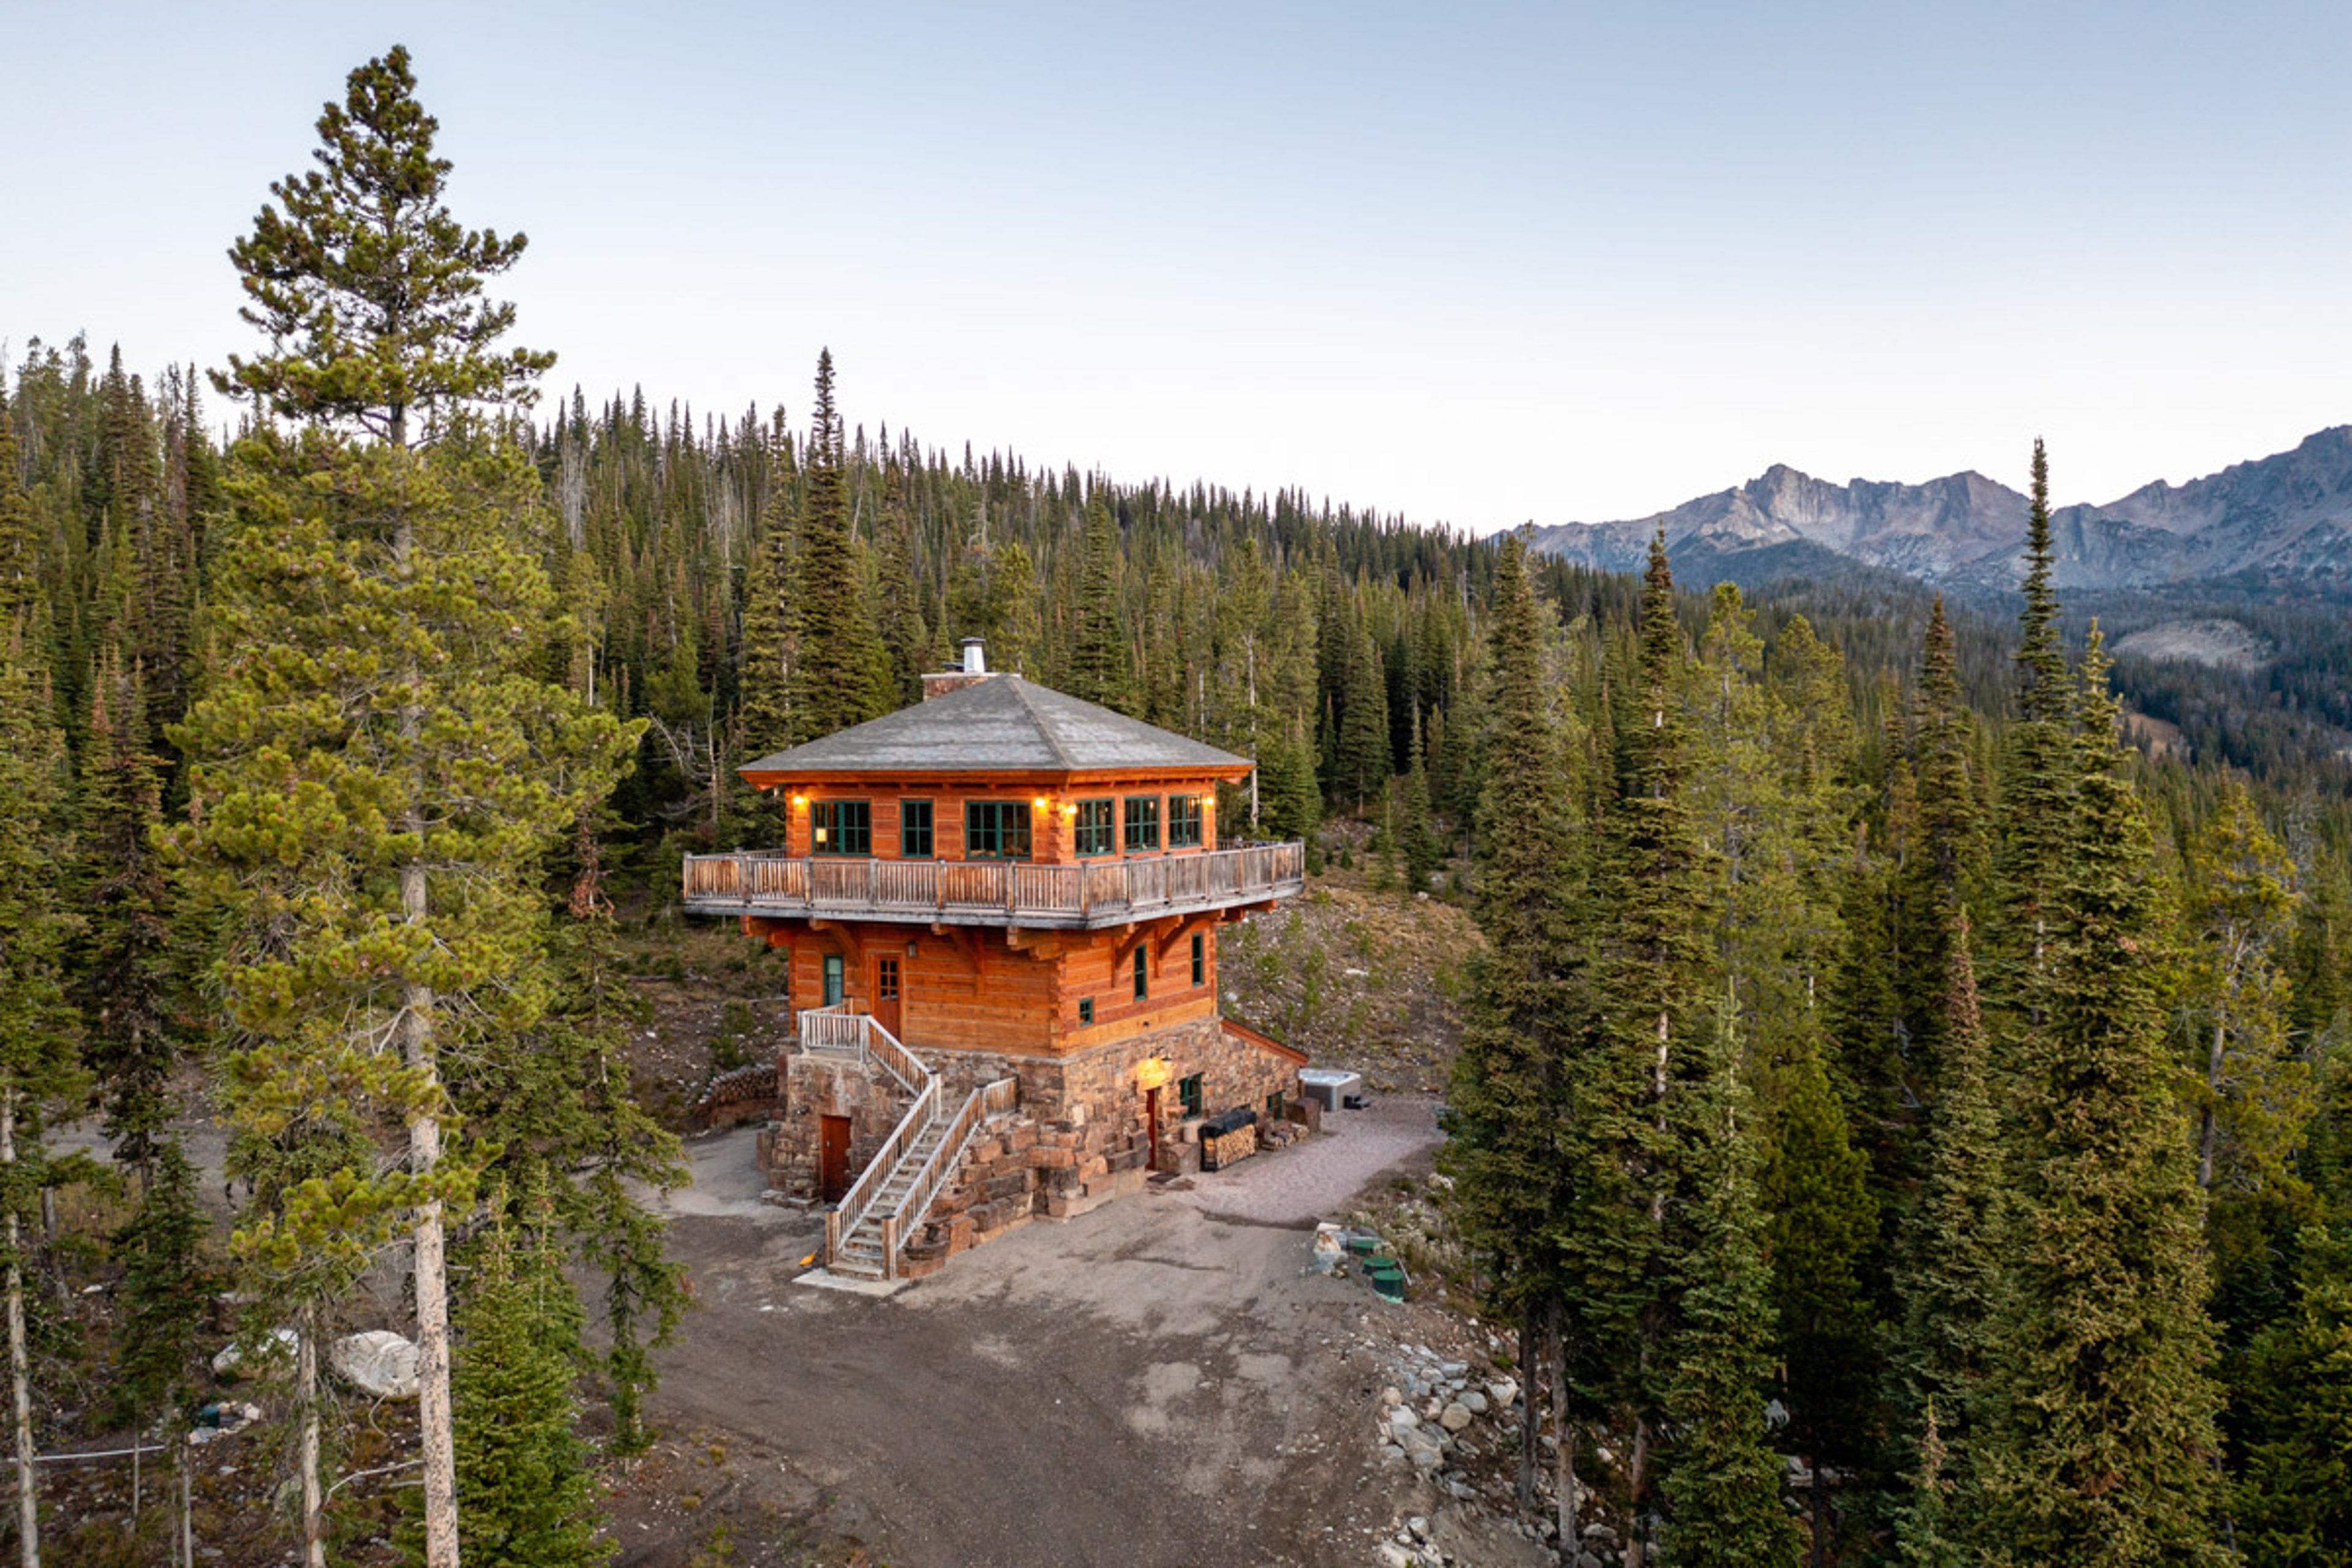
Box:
[821,954,845,1007]
[812,799,870,856]
[1167,794,1203,849]
[1178,1072,1204,1119]
[1074,798,1115,858]
[1190,931,1205,987]
[1077,997,1094,1026]
[899,799,934,859]
[1123,795,1161,853]
[1266,1090,1285,1121]
[964,800,1033,861]
[1133,945,1148,1000]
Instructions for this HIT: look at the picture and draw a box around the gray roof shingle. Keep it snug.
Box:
[741,676,1250,776]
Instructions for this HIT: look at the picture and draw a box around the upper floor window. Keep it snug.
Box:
[1133,944,1150,999]
[899,799,934,859]
[812,800,870,856]
[1191,931,1205,987]
[1123,796,1161,853]
[1167,794,1203,849]
[965,800,1033,861]
[1074,798,1115,858]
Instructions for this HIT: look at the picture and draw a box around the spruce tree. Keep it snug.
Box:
[1659,993,1802,1568]
[0,615,80,1567]
[74,645,178,1173]
[435,1197,603,1568]
[1441,537,1583,1518]
[1893,914,2002,1517]
[110,1140,214,1430]
[1972,628,2228,1566]
[1336,618,1392,809]
[1064,499,1133,711]
[783,350,889,742]
[2233,1223,2352,1565]
[178,46,639,1568]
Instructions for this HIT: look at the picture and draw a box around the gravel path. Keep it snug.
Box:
[1167,1094,1442,1227]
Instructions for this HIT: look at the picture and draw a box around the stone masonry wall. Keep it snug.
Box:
[764,1052,913,1200]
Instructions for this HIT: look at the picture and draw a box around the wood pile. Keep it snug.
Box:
[1200,1112,1258,1171]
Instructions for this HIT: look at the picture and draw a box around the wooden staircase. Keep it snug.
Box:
[808,1005,1017,1282]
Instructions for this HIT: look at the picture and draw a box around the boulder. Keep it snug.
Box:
[1439,1401,1474,1433]
[329,1330,420,1400]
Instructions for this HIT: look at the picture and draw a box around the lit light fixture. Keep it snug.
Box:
[1033,795,1050,811]
[791,793,809,809]
[1059,801,1078,818]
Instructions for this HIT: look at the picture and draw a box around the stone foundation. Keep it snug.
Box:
[763,1013,1303,1270]
[762,1051,914,1200]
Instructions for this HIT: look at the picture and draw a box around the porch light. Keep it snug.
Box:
[791,793,809,810]
[1033,795,1050,812]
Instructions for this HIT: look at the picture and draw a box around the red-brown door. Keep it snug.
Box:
[872,955,902,1038]
[1144,1087,1161,1174]
[818,1115,853,1203]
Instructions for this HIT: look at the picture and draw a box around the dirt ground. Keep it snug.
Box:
[624,1099,1542,1568]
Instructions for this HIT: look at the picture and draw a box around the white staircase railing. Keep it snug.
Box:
[879,1077,1020,1275]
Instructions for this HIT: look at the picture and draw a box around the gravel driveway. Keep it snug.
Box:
[1167,1094,1444,1226]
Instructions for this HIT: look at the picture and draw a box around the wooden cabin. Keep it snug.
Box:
[682,639,1308,1280]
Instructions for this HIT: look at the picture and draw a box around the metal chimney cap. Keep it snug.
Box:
[960,637,987,674]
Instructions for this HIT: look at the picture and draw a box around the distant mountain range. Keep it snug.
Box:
[1523,427,2352,599]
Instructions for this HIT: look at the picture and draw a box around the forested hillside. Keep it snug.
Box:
[2,40,2350,1568]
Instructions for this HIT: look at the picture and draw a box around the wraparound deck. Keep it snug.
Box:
[680,842,1306,929]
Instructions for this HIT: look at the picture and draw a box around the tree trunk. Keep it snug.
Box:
[295,1302,326,1567]
[1517,1301,1538,1516]
[393,447,460,1568]
[1549,1300,1575,1559]
[2,1091,35,1568]
[2199,1017,2226,1191]
[1625,1418,1651,1568]
[1811,1449,1832,1568]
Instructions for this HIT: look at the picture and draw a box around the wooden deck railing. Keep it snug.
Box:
[825,1052,939,1272]
[684,841,1306,925]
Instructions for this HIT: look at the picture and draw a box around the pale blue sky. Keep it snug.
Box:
[8,1,2347,529]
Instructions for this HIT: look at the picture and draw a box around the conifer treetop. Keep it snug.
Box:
[216,44,552,445]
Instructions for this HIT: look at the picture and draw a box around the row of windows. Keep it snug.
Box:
[810,795,1202,859]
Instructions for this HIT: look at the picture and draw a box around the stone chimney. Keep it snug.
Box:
[921,638,1000,701]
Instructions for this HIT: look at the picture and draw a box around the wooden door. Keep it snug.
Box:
[818,1115,853,1203]
[1144,1087,1161,1174]
[872,954,902,1038]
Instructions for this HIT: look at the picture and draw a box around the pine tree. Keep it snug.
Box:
[736,474,793,761]
[1893,915,2002,1523]
[1972,627,2228,1565]
[74,645,178,1173]
[1762,1014,1881,1564]
[110,1140,214,1429]
[1064,499,1132,711]
[1659,993,1803,1568]
[434,1197,604,1568]
[2233,1223,2352,1566]
[0,614,80,1567]
[1336,619,1392,809]
[784,350,889,742]
[178,47,638,1568]
[1442,536,1585,1521]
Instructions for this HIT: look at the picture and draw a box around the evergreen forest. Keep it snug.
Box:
[1,40,2349,1568]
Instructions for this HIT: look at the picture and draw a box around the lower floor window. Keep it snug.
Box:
[1178,1072,1204,1118]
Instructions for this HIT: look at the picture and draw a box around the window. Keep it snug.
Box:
[875,956,899,1002]
[899,799,933,859]
[1123,795,1161,853]
[1191,932,1205,987]
[1077,997,1094,1026]
[1168,794,1202,849]
[812,800,870,856]
[1133,945,1149,1000]
[964,801,1032,860]
[1074,798,1115,857]
[1178,1073,1204,1119]
[821,954,845,1007]
[1266,1090,1285,1120]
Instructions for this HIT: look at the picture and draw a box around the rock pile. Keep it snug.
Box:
[1373,1343,1520,1493]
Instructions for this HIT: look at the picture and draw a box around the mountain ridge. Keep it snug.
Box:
[1524,427,2352,598]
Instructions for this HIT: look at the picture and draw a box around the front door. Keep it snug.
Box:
[818,1115,853,1203]
[872,954,902,1037]
[1144,1086,1162,1174]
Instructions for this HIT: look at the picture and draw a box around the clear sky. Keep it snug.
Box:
[8,1,2347,531]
